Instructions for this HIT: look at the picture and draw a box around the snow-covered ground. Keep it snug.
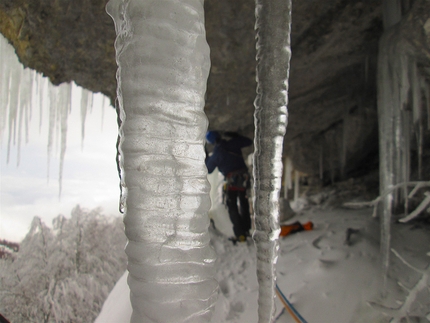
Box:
[96,181,430,323]
[95,172,430,323]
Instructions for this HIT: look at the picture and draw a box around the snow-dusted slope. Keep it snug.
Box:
[94,273,132,323]
[95,201,430,322]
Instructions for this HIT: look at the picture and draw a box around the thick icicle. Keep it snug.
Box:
[106,1,217,322]
[377,1,430,284]
[253,0,292,321]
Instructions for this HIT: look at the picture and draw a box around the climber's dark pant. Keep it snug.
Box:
[226,189,251,238]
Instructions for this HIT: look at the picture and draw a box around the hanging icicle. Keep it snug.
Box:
[377,1,430,285]
[80,88,90,148]
[253,0,292,321]
[106,0,217,322]
[283,157,293,199]
[57,83,72,197]
[1,34,99,194]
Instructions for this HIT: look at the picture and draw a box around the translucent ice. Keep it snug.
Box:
[106,0,217,322]
[0,35,93,194]
[253,0,292,321]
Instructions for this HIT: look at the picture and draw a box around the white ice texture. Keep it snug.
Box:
[253,0,292,322]
[377,4,430,280]
[106,0,218,322]
[0,34,94,192]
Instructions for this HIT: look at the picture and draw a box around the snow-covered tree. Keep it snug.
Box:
[0,206,127,323]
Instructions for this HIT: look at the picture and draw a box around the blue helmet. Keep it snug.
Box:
[205,131,220,144]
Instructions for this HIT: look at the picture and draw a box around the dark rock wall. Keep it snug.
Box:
[204,0,256,136]
[0,0,116,98]
[1,0,428,181]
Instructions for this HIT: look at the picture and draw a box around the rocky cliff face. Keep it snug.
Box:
[1,0,429,183]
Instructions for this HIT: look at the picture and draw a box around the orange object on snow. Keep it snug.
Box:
[279,221,313,237]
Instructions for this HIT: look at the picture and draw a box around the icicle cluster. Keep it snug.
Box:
[253,0,292,321]
[106,0,218,322]
[0,35,94,192]
[377,6,430,280]
[1,36,34,165]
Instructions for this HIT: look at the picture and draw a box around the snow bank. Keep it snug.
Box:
[96,205,430,322]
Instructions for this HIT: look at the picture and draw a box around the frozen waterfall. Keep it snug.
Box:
[253,0,292,321]
[106,0,218,322]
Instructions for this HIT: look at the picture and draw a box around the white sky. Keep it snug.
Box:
[0,38,121,242]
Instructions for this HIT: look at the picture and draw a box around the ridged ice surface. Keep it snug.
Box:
[377,16,430,280]
[106,1,217,322]
[253,0,292,322]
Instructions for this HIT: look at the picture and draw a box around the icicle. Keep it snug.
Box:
[106,1,217,322]
[0,35,14,141]
[57,83,72,197]
[377,3,429,286]
[16,68,33,166]
[253,0,292,321]
[294,170,300,202]
[283,157,292,199]
[46,81,71,191]
[47,84,58,181]
[6,62,22,163]
[38,74,47,134]
[400,109,411,212]
[410,60,421,124]
[80,88,90,148]
[377,30,396,285]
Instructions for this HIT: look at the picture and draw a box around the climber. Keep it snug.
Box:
[205,130,253,243]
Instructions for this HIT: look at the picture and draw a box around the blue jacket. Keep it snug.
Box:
[205,135,253,176]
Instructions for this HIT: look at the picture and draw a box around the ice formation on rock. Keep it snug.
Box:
[0,34,95,193]
[378,1,430,281]
[106,0,218,322]
[253,0,292,321]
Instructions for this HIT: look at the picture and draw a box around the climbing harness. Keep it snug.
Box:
[275,284,308,323]
[225,169,250,191]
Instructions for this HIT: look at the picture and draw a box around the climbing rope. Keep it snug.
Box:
[275,284,308,323]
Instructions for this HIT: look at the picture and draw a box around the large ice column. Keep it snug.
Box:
[253,0,292,321]
[377,0,430,283]
[106,1,218,322]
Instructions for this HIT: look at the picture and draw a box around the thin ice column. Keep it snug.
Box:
[253,0,292,321]
[106,0,217,322]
